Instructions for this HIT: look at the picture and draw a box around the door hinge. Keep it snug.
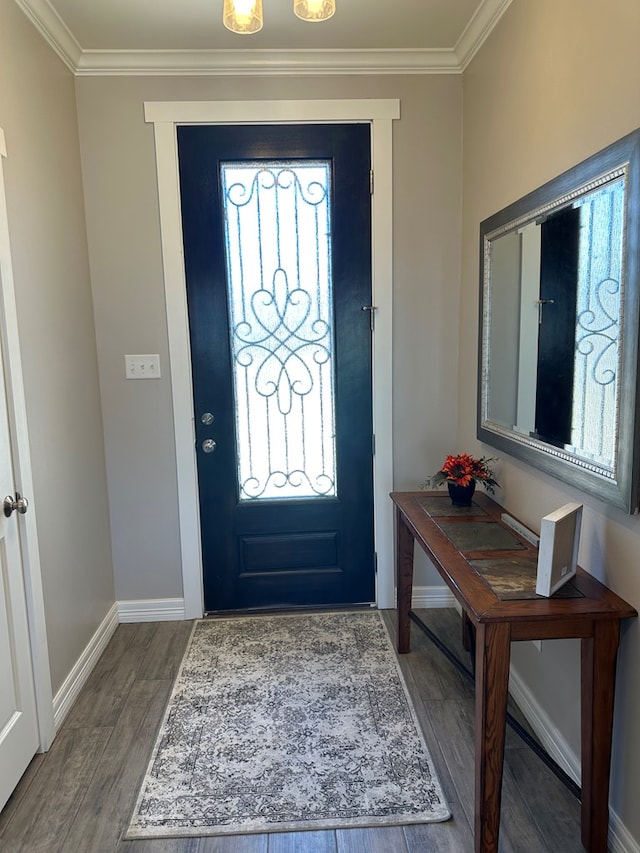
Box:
[369,169,374,195]
[374,552,378,574]
[372,434,376,456]
[361,304,377,332]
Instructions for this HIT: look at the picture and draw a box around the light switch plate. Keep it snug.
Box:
[125,354,161,379]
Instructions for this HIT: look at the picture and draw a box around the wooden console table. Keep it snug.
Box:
[391,491,637,853]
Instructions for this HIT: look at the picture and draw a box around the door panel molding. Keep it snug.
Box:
[0,129,54,752]
[146,99,399,618]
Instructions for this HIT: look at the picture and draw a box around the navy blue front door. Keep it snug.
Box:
[178,124,375,612]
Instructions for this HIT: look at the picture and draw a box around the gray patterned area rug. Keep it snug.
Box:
[126,610,450,839]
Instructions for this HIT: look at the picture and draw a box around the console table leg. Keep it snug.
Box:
[581,619,620,852]
[396,511,415,654]
[474,622,511,853]
[462,610,476,652]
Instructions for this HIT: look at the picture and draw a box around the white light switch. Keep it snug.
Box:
[125,354,161,380]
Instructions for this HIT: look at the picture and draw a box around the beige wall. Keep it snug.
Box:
[0,0,114,693]
[74,74,463,598]
[462,0,640,841]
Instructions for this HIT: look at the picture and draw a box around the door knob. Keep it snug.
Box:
[3,492,29,518]
[202,439,217,454]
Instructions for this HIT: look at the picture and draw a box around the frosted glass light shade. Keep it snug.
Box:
[223,0,263,34]
[294,0,336,22]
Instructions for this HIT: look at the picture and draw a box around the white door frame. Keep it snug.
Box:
[145,100,399,618]
[0,128,54,750]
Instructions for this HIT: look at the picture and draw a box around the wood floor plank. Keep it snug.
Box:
[396,626,472,707]
[505,747,582,852]
[335,827,408,853]
[418,697,475,822]
[119,831,270,853]
[199,834,268,852]
[127,621,164,651]
[426,695,557,853]
[0,726,112,852]
[382,611,471,705]
[395,686,459,805]
[0,753,45,840]
[63,677,174,852]
[139,621,193,682]
[403,819,474,852]
[98,623,160,668]
[118,839,200,852]
[408,608,537,750]
[414,608,467,656]
[62,623,162,730]
[489,779,552,853]
[267,830,337,852]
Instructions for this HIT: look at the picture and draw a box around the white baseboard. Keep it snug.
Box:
[609,808,640,853]
[508,666,581,784]
[509,666,638,853]
[390,584,457,609]
[50,598,184,735]
[117,597,186,622]
[411,585,457,609]
[52,603,119,731]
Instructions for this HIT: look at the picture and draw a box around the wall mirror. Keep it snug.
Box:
[478,128,640,513]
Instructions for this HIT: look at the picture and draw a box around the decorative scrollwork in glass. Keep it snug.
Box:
[576,278,620,387]
[570,179,624,468]
[221,162,336,500]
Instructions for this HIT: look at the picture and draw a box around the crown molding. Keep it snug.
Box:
[15,0,511,77]
[455,0,515,69]
[75,48,461,77]
[13,0,81,73]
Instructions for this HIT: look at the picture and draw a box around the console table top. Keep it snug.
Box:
[391,491,637,626]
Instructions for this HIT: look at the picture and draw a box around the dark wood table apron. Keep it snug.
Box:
[391,491,637,853]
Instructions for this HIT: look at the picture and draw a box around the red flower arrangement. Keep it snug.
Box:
[426,453,499,494]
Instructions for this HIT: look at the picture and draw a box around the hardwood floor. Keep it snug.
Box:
[0,610,583,852]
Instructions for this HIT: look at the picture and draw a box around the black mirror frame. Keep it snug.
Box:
[477,128,640,513]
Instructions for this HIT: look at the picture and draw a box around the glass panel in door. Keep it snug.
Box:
[221,161,337,500]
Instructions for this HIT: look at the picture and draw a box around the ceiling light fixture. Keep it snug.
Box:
[294,0,336,22]
[223,0,335,34]
[223,0,264,34]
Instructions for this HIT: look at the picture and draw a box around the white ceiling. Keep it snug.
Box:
[14,0,513,75]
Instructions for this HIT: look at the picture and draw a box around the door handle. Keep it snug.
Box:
[3,492,29,518]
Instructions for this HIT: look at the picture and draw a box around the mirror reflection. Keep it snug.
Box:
[486,174,625,472]
[478,127,640,512]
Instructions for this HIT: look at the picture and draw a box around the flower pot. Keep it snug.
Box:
[447,480,476,507]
